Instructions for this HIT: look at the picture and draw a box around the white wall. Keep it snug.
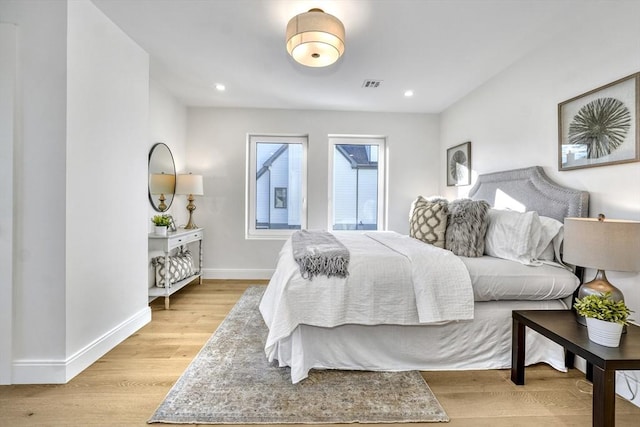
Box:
[440,1,640,406]
[2,0,152,384]
[1,0,69,383]
[65,0,150,380]
[0,22,17,384]
[187,108,439,278]
[148,80,188,288]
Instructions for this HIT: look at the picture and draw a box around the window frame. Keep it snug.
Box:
[246,134,308,240]
[328,135,387,232]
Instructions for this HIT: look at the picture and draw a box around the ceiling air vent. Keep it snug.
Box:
[362,80,383,88]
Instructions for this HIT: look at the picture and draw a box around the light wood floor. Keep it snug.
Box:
[2,280,639,426]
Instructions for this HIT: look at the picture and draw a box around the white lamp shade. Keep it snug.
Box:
[149,173,175,194]
[176,174,204,196]
[286,9,345,67]
[563,217,640,272]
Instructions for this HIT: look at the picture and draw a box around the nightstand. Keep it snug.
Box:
[148,227,203,309]
[511,310,640,427]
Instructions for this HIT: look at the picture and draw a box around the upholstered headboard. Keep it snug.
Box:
[468,166,589,222]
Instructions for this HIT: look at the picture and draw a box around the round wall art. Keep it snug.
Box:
[446,141,471,186]
[558,72,639,171]
[568,97,631,159]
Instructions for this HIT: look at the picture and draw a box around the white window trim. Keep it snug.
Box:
[328,135,387,231]
[246,134,308,240]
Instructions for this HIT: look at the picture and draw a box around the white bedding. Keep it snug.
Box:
[260,230,580,383]
[365,232,473,323]
[461,256,579,301]
[260,232,474,359]
[270,299,571,383]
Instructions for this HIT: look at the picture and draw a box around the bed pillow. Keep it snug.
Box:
[409,196,448,248]
[484,209,542,265]
[445,199,490,257]
[536,216,564,261]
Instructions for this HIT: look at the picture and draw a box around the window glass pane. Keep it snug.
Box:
[332,143,379,230]
[255,142,303,230]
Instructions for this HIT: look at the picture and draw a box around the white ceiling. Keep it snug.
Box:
[92,0,608,114]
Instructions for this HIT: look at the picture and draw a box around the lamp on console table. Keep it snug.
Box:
[563,215,640,326]
[176,173,204,229]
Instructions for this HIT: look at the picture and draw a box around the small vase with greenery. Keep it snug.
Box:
[152,214,172,235]
[574,292,632,347]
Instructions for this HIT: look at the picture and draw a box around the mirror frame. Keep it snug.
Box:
[148,142,176,212]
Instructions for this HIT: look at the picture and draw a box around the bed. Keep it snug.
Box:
[259,166,589,383]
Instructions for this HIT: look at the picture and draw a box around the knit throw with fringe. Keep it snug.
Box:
[291,230,349,280]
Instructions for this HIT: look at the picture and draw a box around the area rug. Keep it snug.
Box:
[148,286,449,424]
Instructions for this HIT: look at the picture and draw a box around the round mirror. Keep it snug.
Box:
[148,143,176,212]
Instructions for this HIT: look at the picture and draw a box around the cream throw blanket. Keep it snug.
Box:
[366,233,474,323]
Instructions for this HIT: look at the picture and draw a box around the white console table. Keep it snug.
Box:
[148,227,203,309]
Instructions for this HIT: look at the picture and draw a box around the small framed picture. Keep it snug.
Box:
[274,187,287,209]
[165,214,177,232]
[558,72,639,171]
[447,141,471,186]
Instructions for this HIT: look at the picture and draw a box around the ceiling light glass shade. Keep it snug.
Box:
[286,8,345,67]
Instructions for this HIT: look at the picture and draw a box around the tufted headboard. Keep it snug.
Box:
[468,166,589,221]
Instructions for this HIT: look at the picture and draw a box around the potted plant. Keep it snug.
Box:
[574,292,632,347]
[151,214,172,236]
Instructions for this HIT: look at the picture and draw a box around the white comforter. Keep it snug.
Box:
[259,231,474,362]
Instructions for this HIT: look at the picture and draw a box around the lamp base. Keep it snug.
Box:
[184,216,198,229]
[184,195,197,229]
[575,269,625,326]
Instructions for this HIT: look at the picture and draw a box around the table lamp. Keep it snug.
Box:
[149,172,175,212]
[563,215,640,325]
[176,173,204,229]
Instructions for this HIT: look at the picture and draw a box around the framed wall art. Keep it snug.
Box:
[447,141,471,186]
[558,72,639,171]
[274,187,287,209]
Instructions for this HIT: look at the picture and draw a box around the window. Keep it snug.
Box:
[329,136,386,231]
[246,134,307,239]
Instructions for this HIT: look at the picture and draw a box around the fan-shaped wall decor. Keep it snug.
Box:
[447,141,471,186]
[559,72,640,171]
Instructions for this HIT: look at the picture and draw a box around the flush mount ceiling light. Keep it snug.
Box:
[286,8,345,67]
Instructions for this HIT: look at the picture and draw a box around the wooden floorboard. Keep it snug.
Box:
[2,279,639,426]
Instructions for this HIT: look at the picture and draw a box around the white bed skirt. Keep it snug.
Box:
[268,299,571,383]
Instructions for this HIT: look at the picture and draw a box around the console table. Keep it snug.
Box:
[511,310,640,427]
[148,228,203,309]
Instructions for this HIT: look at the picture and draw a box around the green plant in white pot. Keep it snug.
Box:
[574,292,632,347]
[151,214,172,236]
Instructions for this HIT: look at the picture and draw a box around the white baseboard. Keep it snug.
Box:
[574,357,640,408]
[12,307,151,384]
[202,268,274,280]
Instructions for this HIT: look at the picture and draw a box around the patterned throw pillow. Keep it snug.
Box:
[445,198,491,257]
[409,196,448,248]
[152,247,195,288]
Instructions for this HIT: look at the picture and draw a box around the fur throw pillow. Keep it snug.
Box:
[445,198,491,257]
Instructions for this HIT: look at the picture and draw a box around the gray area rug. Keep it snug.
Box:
[148,286,449,424]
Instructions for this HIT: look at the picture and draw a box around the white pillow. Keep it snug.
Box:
[536,216,563,261]
[484,209,542,265]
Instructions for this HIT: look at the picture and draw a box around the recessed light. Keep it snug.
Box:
[215,83,226,91]
[404,90,414,97]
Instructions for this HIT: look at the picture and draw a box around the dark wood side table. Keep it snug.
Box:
[511,310,640,427]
